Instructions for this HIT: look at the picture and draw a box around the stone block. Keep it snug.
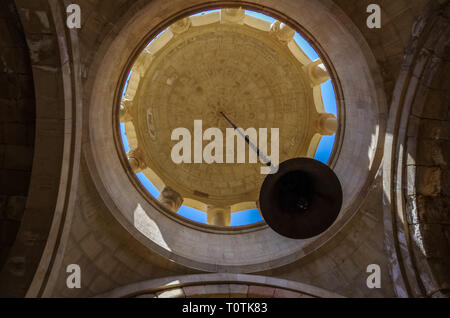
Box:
[416,167,442,196]
[88,274,116,295]
[415,139,447,166]
[228,284,248,298]
[407,195,450,224]
[426,257,450,291]
[247,285,275,298]
[79,234,103,260]
[201,284,231,298]
[410,224,449,259]
[94,252,119,276]
[419,119,450,141]
[183,285,206,298]
[273,288,312,298]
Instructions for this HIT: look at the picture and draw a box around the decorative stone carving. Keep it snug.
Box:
[127,148,147,173]
[316,113,338,136]
[270,21,295,43]
[132,50,153,77]
[207,206,231,226]
[130,22,315,204]
[170,17,192,35]
[120,100,133,122]
[157,186,183,212]
[220,8,245,24]
[146,108,157,140]
[306,59,330,86]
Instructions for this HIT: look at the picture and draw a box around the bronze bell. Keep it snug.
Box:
[259,158,343,239]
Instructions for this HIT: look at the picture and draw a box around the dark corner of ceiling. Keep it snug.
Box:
[0,0,36,296]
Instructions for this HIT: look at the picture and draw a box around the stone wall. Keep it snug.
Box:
[51,160,197,298]
[50,0,430,297]
[382,1,450,298]
[0,0,35,271]
[407,29,450,296]
[335,0,430,106]
[1,0,446,298]
[259,175,396,298]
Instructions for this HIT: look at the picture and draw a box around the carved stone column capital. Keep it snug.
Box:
[316,113,338,136]
[206,206,231,226]
[133,50,153,77]
[306,59,330,86]
[127,147,147,173]
[170,17,192,35]
[120,100,133,122]
[270,21,295,43]
[158,186,183,212]
[221,8,245,24]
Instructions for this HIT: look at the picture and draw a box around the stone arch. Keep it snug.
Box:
[0,0,35,283]
[383,1,450,298]
[83,0,386,273]
[0,0,83,297]
[96,273,344,298]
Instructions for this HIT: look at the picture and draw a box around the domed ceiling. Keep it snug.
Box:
[119,8,337,218]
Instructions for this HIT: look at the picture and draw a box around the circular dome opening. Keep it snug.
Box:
[87,0,384,272]
[118,8,339,228]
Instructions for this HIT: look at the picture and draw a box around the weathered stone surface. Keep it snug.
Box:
[416,167,442,196]
[407,195,450,225]
[273,288,312,298]
[1,0,445,299]
[124,14,323,209]
[0,0,35,280]
[248,285,275,298]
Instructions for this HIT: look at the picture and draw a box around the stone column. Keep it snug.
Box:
[119,100,133,122]
[157,186,183,212]
[170,17,192,35]
[127,148,147,173]
[306,59,330,86]
[270,21,295,43]
[133,50,154,77]
[207,206,231,226]
[316,113,338,136]
[221,8,245,24]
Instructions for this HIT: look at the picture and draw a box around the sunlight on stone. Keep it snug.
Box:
[133,204,171,251]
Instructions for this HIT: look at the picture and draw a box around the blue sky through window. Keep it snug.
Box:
[314,79,337,164]
[122,71,132,99]
[294,33,319,61]
[190,9,221,17]
[120,123,130,153]
[136,172,161,198]
[178,205,207,223]
[245,10,276,23]
[119,9,337,226]
[230,209,263,226]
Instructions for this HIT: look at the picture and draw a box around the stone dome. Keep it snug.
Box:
[120,9,335,218]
